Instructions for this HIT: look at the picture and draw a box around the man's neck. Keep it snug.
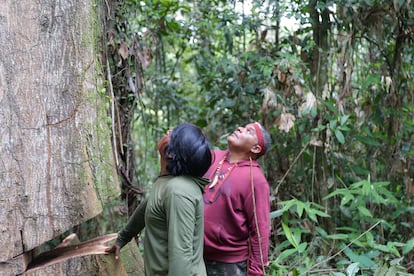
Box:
[227,151,251,163]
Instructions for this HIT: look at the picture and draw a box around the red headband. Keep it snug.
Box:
[253,122,265,155]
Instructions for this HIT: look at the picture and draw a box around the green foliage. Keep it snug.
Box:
[269,199,330,275]
[269,176,413,275]
[104,0,414,273]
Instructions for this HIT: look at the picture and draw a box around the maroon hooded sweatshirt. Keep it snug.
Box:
[203,150,270,276]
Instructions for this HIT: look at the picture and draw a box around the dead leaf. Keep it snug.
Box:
[310,135,323,147]
[294,84,303,97]
[278,112,296,133]
[118,42,129,60]
[298,92,317,116]
[138,47,153,68]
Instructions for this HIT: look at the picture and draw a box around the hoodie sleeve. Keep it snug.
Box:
[245,171,270,275]
[116,198,148,248]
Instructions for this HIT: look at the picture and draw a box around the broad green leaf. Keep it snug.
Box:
[341,193,355,206]
[385,266,398,276]
[350,179,368,189]
[352,165,370,175]
[296,202,304,218]
[160,0,173,6]
[354,135,381,146]
[273,240,293,252]
[373,181,391,187]
[291,268,299,276]
[362,180,371,196]
[389,257,403,266]
[373,242,401,257]
[402,238,414,254]
[340,114,350,126]
[312,124,326,132]
[275,248,297,263]
[337,226,359,232]
[374,264,389,276]
[166,20,180,31]
[220,98,235,108]
[270,209,284,219]
[340,205,352,218]
[324,188,350,200]
[298,242,307,253]
[339,125,351,131]
[390,242,405,247]
[281,219,299,249]
[177,4,191,12]
[325,100,337,113]
[327,234,348,240]
[365,232,375,247]
[386,242,401,257]
[280,199,298,212]
[292,228,302,245]
[313,209,331,218]
[346,262,360,276]
[335,129,345,144]
[358,205,373,217]
[343,247,377,268]
[307,210,318,222]
[376,187,398,203]
[315,226,328,237]
[373,244,390,252]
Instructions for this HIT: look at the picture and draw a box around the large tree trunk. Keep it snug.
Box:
[0,0,138,274]
[307,0,334,251]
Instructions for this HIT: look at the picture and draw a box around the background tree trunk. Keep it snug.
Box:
[0,0,135,274]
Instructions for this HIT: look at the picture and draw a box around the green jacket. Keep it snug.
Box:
[116,175,209,276]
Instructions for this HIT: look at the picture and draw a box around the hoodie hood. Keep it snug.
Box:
[188,176,210,193]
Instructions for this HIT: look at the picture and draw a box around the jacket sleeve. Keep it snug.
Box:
[165,187,198,275]
[245,173,270,276]
[116,198,148,248]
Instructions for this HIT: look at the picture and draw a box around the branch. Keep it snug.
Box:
[307,220,382,272]
[273,142,309,195]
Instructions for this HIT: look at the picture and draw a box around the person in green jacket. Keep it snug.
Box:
[106,123,212,276]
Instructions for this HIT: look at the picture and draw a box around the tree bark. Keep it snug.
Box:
[0,0,126,274]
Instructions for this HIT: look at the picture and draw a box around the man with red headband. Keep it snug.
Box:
[203,122,271,276]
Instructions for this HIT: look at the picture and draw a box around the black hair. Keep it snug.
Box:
[166,123,212,177]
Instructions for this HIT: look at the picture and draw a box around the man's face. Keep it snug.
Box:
[227,123,260,152]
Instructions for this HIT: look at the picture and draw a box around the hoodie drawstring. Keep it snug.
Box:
[250,157,265,273]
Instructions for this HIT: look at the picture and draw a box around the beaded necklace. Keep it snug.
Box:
[208,155,237,202]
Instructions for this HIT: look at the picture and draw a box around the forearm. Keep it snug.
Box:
[116,198,147,248]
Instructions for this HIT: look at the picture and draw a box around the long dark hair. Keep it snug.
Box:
[166,123,212,177]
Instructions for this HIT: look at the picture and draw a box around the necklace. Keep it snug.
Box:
[208,156,237,203]
[208,155,237,202]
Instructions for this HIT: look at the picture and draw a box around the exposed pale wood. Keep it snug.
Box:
[25,253,129,276]
[24,234,118,274]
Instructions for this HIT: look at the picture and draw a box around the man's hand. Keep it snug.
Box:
[104,244,121,260]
